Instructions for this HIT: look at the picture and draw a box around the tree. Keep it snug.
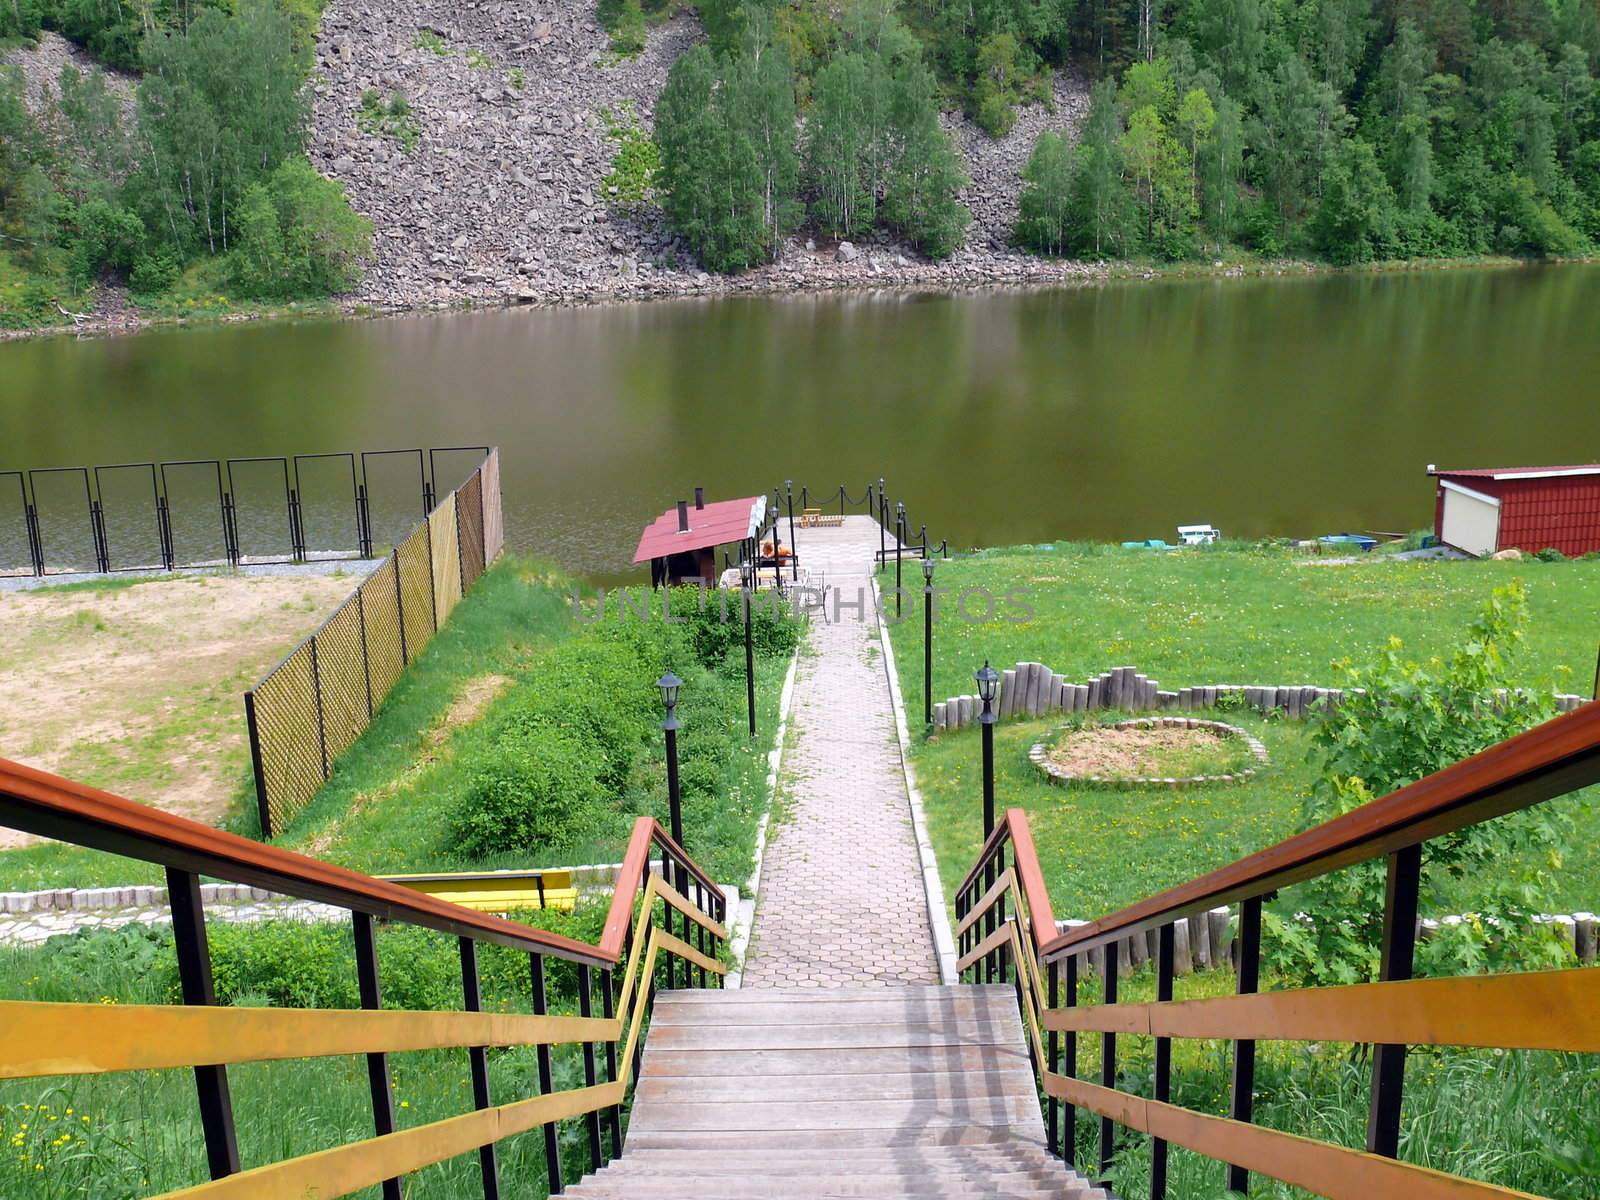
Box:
[1015,130,1074,252]
[1175,86,1215,209]
[1067,80,1139,256]
[974,32,1024,136]
[805,51,883,237]
[131,0,306,256]
[1198,92,1244,241]
[883,59,971,256]
[1312,136,1397,262]
[1249,54,1350,230]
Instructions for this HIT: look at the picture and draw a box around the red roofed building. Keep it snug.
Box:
[1429,465,1600,558]
[633,490,767,586]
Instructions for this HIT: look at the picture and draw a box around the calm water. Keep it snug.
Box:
[2,264,1597,580]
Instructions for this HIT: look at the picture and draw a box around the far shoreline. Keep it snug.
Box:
[2,251,1589,346]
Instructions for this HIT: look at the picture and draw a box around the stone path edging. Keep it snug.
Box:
[725,645,801,990]
[1030,717,1269,789]
[874,577,959,985]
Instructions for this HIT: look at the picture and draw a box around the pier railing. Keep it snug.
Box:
[246,448,503,836]
[1,445,491,578]
[0,757,725,1200]
[955,699,1600,1199]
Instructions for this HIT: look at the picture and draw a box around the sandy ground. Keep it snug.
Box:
[0,572,363,849]
[1046,725,1239,778]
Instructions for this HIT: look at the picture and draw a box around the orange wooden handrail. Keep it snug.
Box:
[1040,699,1600,960]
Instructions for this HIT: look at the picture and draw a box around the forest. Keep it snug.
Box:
[634,0,1600,268]
[0,0,370,326]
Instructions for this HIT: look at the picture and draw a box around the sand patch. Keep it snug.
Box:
[0,572,362,849]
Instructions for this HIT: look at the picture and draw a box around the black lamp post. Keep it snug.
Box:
[922,557,935,726]
[657,672,683,848]
[740,560,757,737]
[895,501,906,619]
[976,661,999,835]
[785,480,798,582]
[877,477,886,559]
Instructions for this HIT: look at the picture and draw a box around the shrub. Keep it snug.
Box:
[1267,582,1572,986]
[449,729,609,859]
[676,586,801,666]
[1534,547,1567,562]
[229,159,372,298]
[601,102,658,204]
[128,249,180,294]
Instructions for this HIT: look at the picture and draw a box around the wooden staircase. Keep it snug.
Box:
[563,984,1106,1198]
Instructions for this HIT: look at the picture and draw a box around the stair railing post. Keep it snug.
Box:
[1151,922,1175,1200]
[166,868,241,1180]
[578,964,603,1171]
[1099,939,1118,1179]
[602,967,623,1156]
[1367,844,1421,1158]
[459,937,501,1200]
[354,912,402,1200]
[530,952,563,1193]
[1047,958,1060,1158]
[1226,897,1264,1195]
[1064,953,1078,1168]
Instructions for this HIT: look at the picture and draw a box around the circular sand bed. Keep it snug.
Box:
[1029,718,1268,789]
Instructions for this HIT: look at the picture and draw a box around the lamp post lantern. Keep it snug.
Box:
[922,557,935,726]
[740,560,757,737]
[976,661,999,835]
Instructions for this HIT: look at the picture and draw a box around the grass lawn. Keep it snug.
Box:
[887,545,1600,917]
[893,542,1600,726]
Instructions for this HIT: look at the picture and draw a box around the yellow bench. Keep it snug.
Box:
[381,868,579,914]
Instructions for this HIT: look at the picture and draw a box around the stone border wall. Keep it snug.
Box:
[934,662,1590,732]
[1059,909,1600,978]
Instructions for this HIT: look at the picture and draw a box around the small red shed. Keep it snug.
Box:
[1428,464,1600,558]
[633,490,767,586]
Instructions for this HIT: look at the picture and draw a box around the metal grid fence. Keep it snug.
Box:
[246,449,502,836]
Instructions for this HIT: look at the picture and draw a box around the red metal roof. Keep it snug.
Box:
[1429,465,1600,480]
[633,496,766,563]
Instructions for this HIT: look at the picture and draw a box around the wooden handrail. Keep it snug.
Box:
[1041,699,1600,960]
[599,817,724,961]
[955,809,1055,958]
[0,756,612,966]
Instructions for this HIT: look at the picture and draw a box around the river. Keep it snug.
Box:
[2,264,1597,581]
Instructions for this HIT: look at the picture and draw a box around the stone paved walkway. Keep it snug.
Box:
[741,516,939,988]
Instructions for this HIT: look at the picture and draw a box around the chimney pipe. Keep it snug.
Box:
[677,500,690,532]
[694,487,705,509]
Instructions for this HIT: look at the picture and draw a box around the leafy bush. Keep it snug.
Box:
[1267,582,1574,986]
[675,586,802,666]
[601,102,658,205]
[1534,547,1567,563]
[449,729,609,859]
[128,249,179,294]
[498,639,659,792]
[228,159,372,298]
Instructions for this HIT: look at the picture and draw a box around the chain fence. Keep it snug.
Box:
[245,448,503,836]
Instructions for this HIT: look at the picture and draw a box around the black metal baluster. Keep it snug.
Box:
[1227,898,1263,1195]
[165,868,240,1180]
[1047,958,1060,1157]
[982,857,997,983]
[578,964,603,1171]
[1094,940,1120,1184]
[530,953,562,1194]
[1064,953,1078,1167]
[1367,844,1422,1158]
[1151,922,1175,1200]
[459,938,500,1200]
[602,967,622,1156]
[353,913,402,1200]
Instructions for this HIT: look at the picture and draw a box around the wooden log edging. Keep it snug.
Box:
[932,662,1590,732]
[1056,910,1599,979]
[1029,717,1269,790]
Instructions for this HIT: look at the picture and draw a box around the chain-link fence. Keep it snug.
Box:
[245,448,503,836]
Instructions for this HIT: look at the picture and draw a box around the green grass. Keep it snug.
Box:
[891,543,1600,911]
[275,563,793,888]
[894,542,1600,727]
